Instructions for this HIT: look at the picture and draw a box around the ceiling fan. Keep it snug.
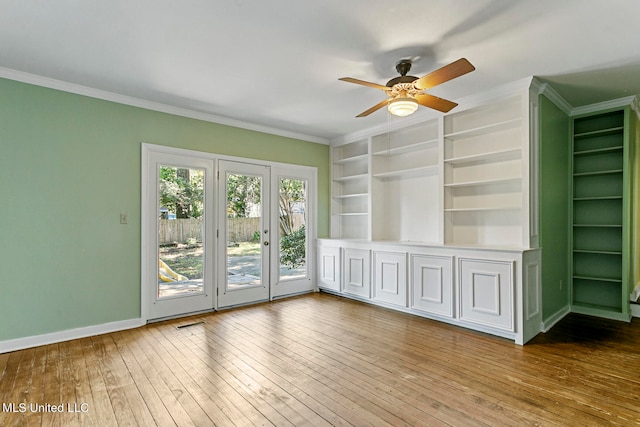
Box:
[339,58,475,117]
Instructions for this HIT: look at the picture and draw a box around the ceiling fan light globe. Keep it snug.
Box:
[388,97,418,117]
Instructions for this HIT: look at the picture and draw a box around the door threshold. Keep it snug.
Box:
[147,308,215,324]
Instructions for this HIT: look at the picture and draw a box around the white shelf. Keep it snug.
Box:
[444,118,521,141]
[372,139,438,156]
[444,177,521,188]
[373,164,438,179]
[444,206,521,212]
[333,153,368,164]
[444,148,521,165]
[333,173,368,182]
[333,193,368,199]
[337,212,368,217]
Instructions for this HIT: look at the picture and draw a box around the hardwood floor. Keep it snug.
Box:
[1,292,640,426]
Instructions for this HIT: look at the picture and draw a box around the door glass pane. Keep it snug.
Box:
[226,173,263,289]
[157,166,205,299]
[279,178,307,280]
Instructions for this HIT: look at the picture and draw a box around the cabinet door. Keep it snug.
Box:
[317,246,341,291]
[458,258,514,331]
[343,248,371,298]
[373,251,407,307]
[410,254,453,317]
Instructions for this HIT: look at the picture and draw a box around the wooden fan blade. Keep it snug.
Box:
[339,77,391,91]
[356,98,391,117]
[415,93,458,113]
[413,58,475,90]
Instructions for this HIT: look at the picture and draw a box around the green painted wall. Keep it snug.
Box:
[0,77,330,341]
[539,95,571,320]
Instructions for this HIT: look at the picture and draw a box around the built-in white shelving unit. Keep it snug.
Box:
[371,120,440,243]
[331,138,370,239]
[443,95,526,248]
[322,78,543,345]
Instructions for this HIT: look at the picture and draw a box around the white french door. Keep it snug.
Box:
[143,150,215,320]
[143,144,316,320]
[270,166,314,298]
[217,161,270,308]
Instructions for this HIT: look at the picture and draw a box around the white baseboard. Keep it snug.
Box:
[541,305,571,332]
[632,304,640,318]
[630,284,640,302]
[0,318,145,354]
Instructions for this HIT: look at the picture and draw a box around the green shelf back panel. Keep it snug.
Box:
[574,133,623,152]
[573,111,624,135]
[573,278,623,310]
[573,252,622,281]
[573,199,622,225]
[573,174,623,199]
[573,227,622,252]
[573,151,623,174]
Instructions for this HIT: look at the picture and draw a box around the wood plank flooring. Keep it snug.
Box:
[1,292,640,426]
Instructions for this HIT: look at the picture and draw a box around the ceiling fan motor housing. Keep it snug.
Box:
[386,59,418,87]
[386,75,418,87]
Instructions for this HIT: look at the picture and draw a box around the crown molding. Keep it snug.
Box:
[536,81,573,115]
[630,96,640,120]
[0,67,330,145]
[570,95,638,116]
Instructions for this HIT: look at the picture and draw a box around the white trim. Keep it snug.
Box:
[632,304,640,318]
[0,66,330,145]
[538,82,573,115]
[541,305,570,332]
[631,97,640,120]
[570,95,638,116]
[142,142,323,170]
[0,318,144,354]
[630,283,640,302]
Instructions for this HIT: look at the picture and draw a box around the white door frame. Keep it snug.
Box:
[142,144,317,322]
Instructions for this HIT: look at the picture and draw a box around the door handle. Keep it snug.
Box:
[264,241,269,246]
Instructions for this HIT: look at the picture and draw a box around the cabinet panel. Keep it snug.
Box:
[343,248,371,298]
[459,258,514,331]
[317,246,340,291]
[410,254,453,317]
[373,251,407,307]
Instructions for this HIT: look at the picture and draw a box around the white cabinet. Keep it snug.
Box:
[317,239,541,344]
[317,246,341,291]
[343,248,371,298]
[321,78,545,344]
[410,254,454,317]
[372,251,407,307]
[458,258,514,331]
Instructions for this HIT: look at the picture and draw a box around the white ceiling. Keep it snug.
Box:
[1,0,640,144]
